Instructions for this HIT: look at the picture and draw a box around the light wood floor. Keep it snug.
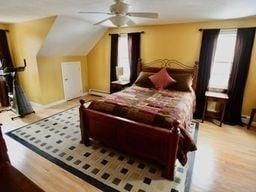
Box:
[1,97,256,192]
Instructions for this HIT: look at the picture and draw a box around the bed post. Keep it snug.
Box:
[163,119,180,180]
[79,100,90,146]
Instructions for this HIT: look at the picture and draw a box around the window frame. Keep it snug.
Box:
[208,29,237,92]
[117,34,130,82]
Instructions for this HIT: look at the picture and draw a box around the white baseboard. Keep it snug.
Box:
[31,99,66,109]
[241,115,256,126]
[81,92,88,96]
[30,102,44,109]
[88,89,110,97]
[31,93,88,109]
[44,99,67,108]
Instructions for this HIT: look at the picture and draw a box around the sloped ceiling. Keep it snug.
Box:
[38,16,107,56]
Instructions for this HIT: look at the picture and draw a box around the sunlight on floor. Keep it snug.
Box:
[192,144,216,190]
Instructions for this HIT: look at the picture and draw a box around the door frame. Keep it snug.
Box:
[61,61,83,101]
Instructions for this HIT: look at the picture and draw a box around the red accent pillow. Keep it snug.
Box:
[149,68,176,90]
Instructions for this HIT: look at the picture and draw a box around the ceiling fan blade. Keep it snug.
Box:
[127,18,135,26]
[94,17,113,25]
[127,12,158,19]
[78,11,112,15]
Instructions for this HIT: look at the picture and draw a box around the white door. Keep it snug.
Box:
[61,62,83,100]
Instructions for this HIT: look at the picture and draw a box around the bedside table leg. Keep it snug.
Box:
[247,109,256,129]
[220,102,227,127]
[202,98,208,123]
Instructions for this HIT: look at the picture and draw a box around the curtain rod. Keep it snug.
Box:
[199,27,256,31]
[109,31,145,35]
[0,29,9,32]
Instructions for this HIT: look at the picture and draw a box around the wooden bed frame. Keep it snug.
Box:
[79,59,198,180]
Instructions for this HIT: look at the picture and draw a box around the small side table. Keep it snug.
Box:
[247,108,256,129]
[110,81,130,93]
[202,91,229,127]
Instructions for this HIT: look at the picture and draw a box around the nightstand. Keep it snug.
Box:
[110,81,130,93]
[202,91,229,127]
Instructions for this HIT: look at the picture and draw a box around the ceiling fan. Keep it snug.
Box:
[79,0,159,27]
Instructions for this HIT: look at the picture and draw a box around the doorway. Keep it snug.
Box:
[61,62,83,101]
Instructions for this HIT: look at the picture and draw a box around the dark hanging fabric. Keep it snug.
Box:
[0,30,13,68]
[224,28,256,125]
[128,32,141,84]
[110,34,119,82]
[194,29,220,119]
[0,30,13,96]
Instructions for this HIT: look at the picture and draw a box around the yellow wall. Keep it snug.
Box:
[0,23,9,30]
[87,17,256,115]
[87,32,111,92]
[8,17,56,103]
[0,24,9,43]
[37,56,88,105]
[6,17,89,105]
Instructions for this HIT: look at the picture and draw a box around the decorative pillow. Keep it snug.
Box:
[167,73,193,92]
[149,68,176,90]
[134,72,155,88]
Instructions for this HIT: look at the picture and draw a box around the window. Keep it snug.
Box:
[0,60,3,75]
[208,29,237,90]
[117,34,130,82]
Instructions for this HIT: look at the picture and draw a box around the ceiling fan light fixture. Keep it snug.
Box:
[80,0,158,27]
[110,1,129,15]
[110,15,129,27]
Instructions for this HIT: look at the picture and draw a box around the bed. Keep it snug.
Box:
[79,59,198,180]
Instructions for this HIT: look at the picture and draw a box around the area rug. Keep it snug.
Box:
[6,107,199,192]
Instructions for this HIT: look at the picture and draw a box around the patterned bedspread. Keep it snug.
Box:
[88,85,197,165]
[90,86,195,129]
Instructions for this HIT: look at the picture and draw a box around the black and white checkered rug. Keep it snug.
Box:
[7,107,199,192]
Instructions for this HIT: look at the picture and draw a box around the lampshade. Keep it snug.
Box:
[116,66,124,76]
[110,16,129,27]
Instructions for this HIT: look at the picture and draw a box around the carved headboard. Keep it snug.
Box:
[137,59,199,90]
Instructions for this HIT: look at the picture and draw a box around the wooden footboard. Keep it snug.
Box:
[79,100,180,180]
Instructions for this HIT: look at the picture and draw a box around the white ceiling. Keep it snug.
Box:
[38,16,107,56]
[0,0,256,26]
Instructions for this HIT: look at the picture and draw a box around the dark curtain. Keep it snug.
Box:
[224,28,256,125]
[195,29,220,118]
[128,32,141,84]
[110,34,119,82]
[0,30,13,97]
[0,30,13,69]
